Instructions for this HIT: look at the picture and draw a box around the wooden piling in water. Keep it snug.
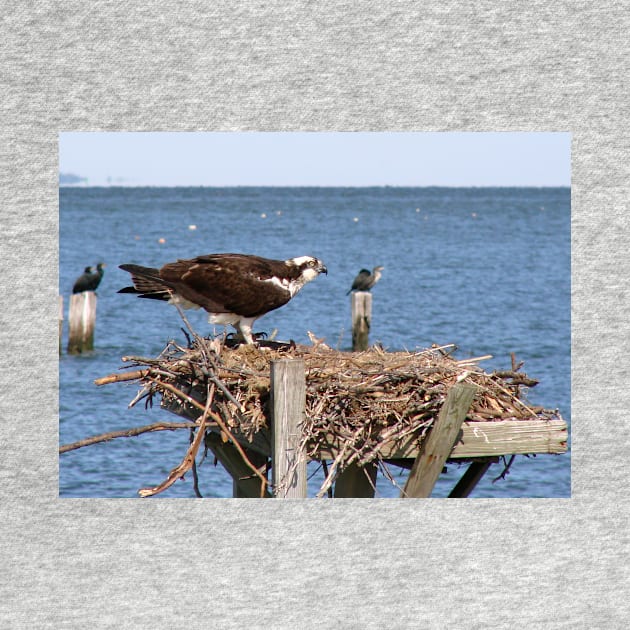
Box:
[271,358,307,498]
[351,291,372,351]
[402,382,477,498]
[67,291,97,354]
[58,295,63,354]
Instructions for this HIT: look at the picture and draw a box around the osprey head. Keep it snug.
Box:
[286,255,328,282]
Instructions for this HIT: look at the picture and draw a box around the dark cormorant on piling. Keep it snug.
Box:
[72,266,94,293]
[72,263,106,293]
[88,263,106,292]
[346,265,384,295]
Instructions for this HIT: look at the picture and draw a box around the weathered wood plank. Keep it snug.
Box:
[448,461,493,498]
[351,291,372,351]
[334,462,377,498]
[161,387,568,463]
[205,433,271,498]
[67,291,97,354]
[271,359,307,498]
[315,419,568,460]
[451,420,568,457]
[164,391,568,462]
[402,383,477,498]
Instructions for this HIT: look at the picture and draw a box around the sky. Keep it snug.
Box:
[59,132,571,187]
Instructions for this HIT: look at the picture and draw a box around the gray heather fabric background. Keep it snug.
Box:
[1,2,628,627]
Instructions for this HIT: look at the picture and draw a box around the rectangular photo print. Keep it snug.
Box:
[59,131,571,498]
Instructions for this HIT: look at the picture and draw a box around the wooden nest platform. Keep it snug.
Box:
[83,334,567,498]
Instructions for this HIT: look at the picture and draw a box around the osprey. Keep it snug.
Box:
[118,253,327,344]
[346,265,384,295]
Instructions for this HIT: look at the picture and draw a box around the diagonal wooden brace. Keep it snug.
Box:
[402,382,477,498]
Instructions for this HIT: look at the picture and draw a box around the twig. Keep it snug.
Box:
[316,443,350,498]
[208,374,246,413]
[94,369,150,386]
[127,384,152,409]
[59,421,197,453]
[378,459,406,493]
[456,354,493,365]
[320,460,334,498]
[172,300,201,343]
[363,464,378,495]
[190,429,203,498]
[492,371,539,387]
[121,356,164,365]
[150,378,208,413]
[181,326,193,348]
[148,377,269,497]
[510,352,524,372]
[138,383,216,497]
[492,454,516,483]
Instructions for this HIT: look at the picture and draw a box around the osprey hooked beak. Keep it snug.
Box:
[288,255,327,278]
[291,256,327,285]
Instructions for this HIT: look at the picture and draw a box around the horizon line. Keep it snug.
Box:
[59,183,571,189]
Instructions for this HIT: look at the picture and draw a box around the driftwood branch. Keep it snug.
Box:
[138,383,216,497]
[59,421,198,453]
[148,375,269,496]
[94,369,151,386]
[492,371,539,387]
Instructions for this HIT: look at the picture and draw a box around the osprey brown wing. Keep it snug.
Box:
[159,254,295,318]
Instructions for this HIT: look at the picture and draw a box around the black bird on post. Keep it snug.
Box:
[73,263,106,294]
[72,266,94,294]
[88,262,106,292]
[346,265,384,295]
[68,264,104,354]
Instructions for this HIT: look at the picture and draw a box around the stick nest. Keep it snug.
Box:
[104,336,561,481]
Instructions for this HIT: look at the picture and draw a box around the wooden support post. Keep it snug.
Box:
[351,291,372,351]
[67,291,97,354]
[334,462,377,498]
[271,359,307,498]
[204,433,271,498]
[402,382,477,498]
[58,295,63,354]
[448,461,493,498]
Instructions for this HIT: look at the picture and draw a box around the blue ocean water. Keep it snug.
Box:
[59,186,571,498]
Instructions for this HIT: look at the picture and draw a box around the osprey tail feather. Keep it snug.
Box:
[118,264,174,300]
